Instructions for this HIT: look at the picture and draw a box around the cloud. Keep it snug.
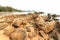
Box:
[0,0,60,14]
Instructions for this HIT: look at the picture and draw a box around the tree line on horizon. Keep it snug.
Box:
[0,6,23,12]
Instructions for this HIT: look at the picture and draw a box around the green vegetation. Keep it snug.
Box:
[0,6,23,12]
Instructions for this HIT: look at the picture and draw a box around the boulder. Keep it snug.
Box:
[43,21,56,33]
[4,25,15,36]
[0,22,9,30]
[39,30,49,40]
[10,30,26,40]
[12,18,28,28]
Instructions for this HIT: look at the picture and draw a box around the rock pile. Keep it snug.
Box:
[0,12,60,40]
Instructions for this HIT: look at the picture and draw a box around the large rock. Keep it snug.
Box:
[0,15,14,24]
[42,21,56,33]
[39,30,49,40]
[4,25,15,36]
[0,22,9,30]
[24,26,37,38]
[10,30,26,40]
[49,28,60,40]
[0,12,59,40]
[12,18,28,28]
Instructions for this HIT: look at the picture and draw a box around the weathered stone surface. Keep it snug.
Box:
[4,26,15,36]
[49,38,54,40]
[0,12,60,40]
[39,30,49,40]
[42,21,56,33]
[10,30,26,40]
[0,22,9,30]
[49,29,60,40]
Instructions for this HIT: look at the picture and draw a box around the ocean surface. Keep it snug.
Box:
[0,12,60,22]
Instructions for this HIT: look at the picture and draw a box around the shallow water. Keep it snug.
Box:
[0,12,60,21]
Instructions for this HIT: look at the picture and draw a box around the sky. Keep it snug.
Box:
[0,0,60,14]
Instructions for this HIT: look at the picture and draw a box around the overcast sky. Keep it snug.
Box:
[0,0,60,14]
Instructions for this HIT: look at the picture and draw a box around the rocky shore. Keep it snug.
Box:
[0,12,60,40]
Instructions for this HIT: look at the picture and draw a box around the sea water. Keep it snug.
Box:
[0,12,60,22]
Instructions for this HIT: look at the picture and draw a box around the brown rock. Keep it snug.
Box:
[39,30,49,40]
[40,21,56,33]
[25,26,37,38]
[12,18,28,28]
[38,37,44,40]
[31,35,40,40]
[0,22,9,30]
[4,25,15,36]
[10,30,26,40]
[0,12,58,40]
